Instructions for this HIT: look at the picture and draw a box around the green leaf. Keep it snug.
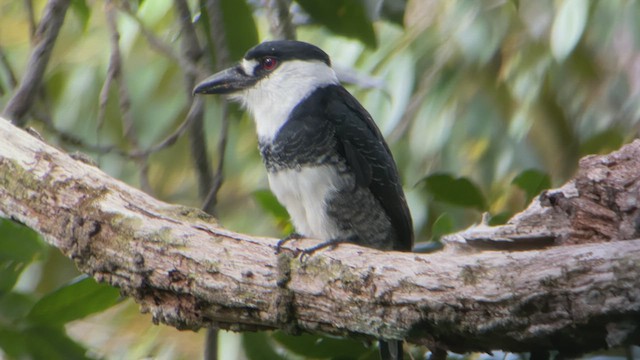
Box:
[242,332,286,360]
[0,218,46,292]
[0,261,26,293]
[253,190,289,220]
[0,218,46,262]
[378,0,406,26]
[488,212,512,226]
[421,173,487,210]
[431,213,453,241]
[272,331,375,359]
[295,0,377,47]
[70,0,91,31]
[197,0,259,64]
[0,292,36,322]
[0,326,28,359]
[0,325,90,360]
[27,276,120,325]
[512,169,551,203]
[580,128,624,156]
[221,0,259,60]
[24,326,90,360]
[550,0,588,62]
[253,190,293,234]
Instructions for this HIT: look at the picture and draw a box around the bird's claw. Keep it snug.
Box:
[275,232,304,254]
[297,236,354,261]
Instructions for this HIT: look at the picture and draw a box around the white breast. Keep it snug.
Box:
[267,165,346,240]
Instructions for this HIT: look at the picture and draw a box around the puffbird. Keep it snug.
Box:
[194,40,414,360]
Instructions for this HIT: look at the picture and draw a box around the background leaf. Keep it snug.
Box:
[512,169,551,203]
[0,327,28,359]
[431,213,453,242]
[220,0,259,60]
[253,189,292,234]
[0,219,46,292]
[421,173,487,210]
[272,331,376,359]
[70,0,91,31]
[378,0,406,26]
[242,332,286,360]
[579,128,624,156]
[0,292,35,322]
[295,0,377,47]
[550,0,589,61]
[27,276,120,325]
[24,326,91,360]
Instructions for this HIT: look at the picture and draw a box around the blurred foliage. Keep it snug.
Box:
[0,219,119,360]
[1,0,640,358]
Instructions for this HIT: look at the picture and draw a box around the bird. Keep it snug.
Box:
[194,40,414,360]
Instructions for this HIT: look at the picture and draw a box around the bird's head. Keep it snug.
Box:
[193,41,339,137]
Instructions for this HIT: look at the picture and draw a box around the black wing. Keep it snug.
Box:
[325,85,414,251]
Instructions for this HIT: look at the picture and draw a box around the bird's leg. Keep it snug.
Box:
[275,232,304,254]
[300,235,358,259]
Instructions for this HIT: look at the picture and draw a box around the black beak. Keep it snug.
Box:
[193,65,257,95]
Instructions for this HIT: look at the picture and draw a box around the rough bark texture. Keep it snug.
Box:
[0,117,639,355]
[445,139,640,250]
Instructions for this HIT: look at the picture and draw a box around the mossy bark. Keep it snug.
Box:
[0,117,639,355]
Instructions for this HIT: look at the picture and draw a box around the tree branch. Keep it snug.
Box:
[266,0,296,40]
[0,116,638,356]
[3,0,71,126]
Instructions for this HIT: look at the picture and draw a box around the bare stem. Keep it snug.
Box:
[3,0,71,126]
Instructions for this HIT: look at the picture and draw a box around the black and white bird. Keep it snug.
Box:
[194,40,413,360]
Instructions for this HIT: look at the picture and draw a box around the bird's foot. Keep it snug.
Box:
[299,235,357,261]
[275,232,304,254]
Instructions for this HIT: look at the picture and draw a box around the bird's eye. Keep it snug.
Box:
[261,57,278,71]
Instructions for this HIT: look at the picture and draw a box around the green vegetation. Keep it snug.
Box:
[1,0,638,358]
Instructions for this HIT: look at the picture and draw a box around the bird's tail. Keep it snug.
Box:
[379,340,403,360]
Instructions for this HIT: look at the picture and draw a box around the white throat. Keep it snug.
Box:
[231,60,339,142]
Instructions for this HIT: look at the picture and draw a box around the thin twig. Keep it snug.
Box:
[0,48,13,96]
[24,0,37,41]
[100,0,150,190]
[174,0,215,211]
[174,0,202,66]
[201,102,229,214]
[0,47,18,90]
[266,0,296,40]
[4,0,71,126]
[104,0,139,148]
[29,108,125,155]
[206,0,231,67]
[120,1,203,79]
[192,0,234,217]
[199,1,236,358]
[190,103,216,213]
[96,56,114,131]
[131,98,203,158]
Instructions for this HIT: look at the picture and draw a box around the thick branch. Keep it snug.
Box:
[445,137,640,250]
[0,117,639,355]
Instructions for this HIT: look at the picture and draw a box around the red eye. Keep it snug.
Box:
[261,57,278,71]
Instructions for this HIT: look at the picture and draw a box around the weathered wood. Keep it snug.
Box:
[0,117,638,355]
[447,138,640,251]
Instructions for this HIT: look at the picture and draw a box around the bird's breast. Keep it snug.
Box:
[267,165,351,240]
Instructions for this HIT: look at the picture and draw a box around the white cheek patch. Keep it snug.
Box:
[242,60,339,141]
[241,59,259,76]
